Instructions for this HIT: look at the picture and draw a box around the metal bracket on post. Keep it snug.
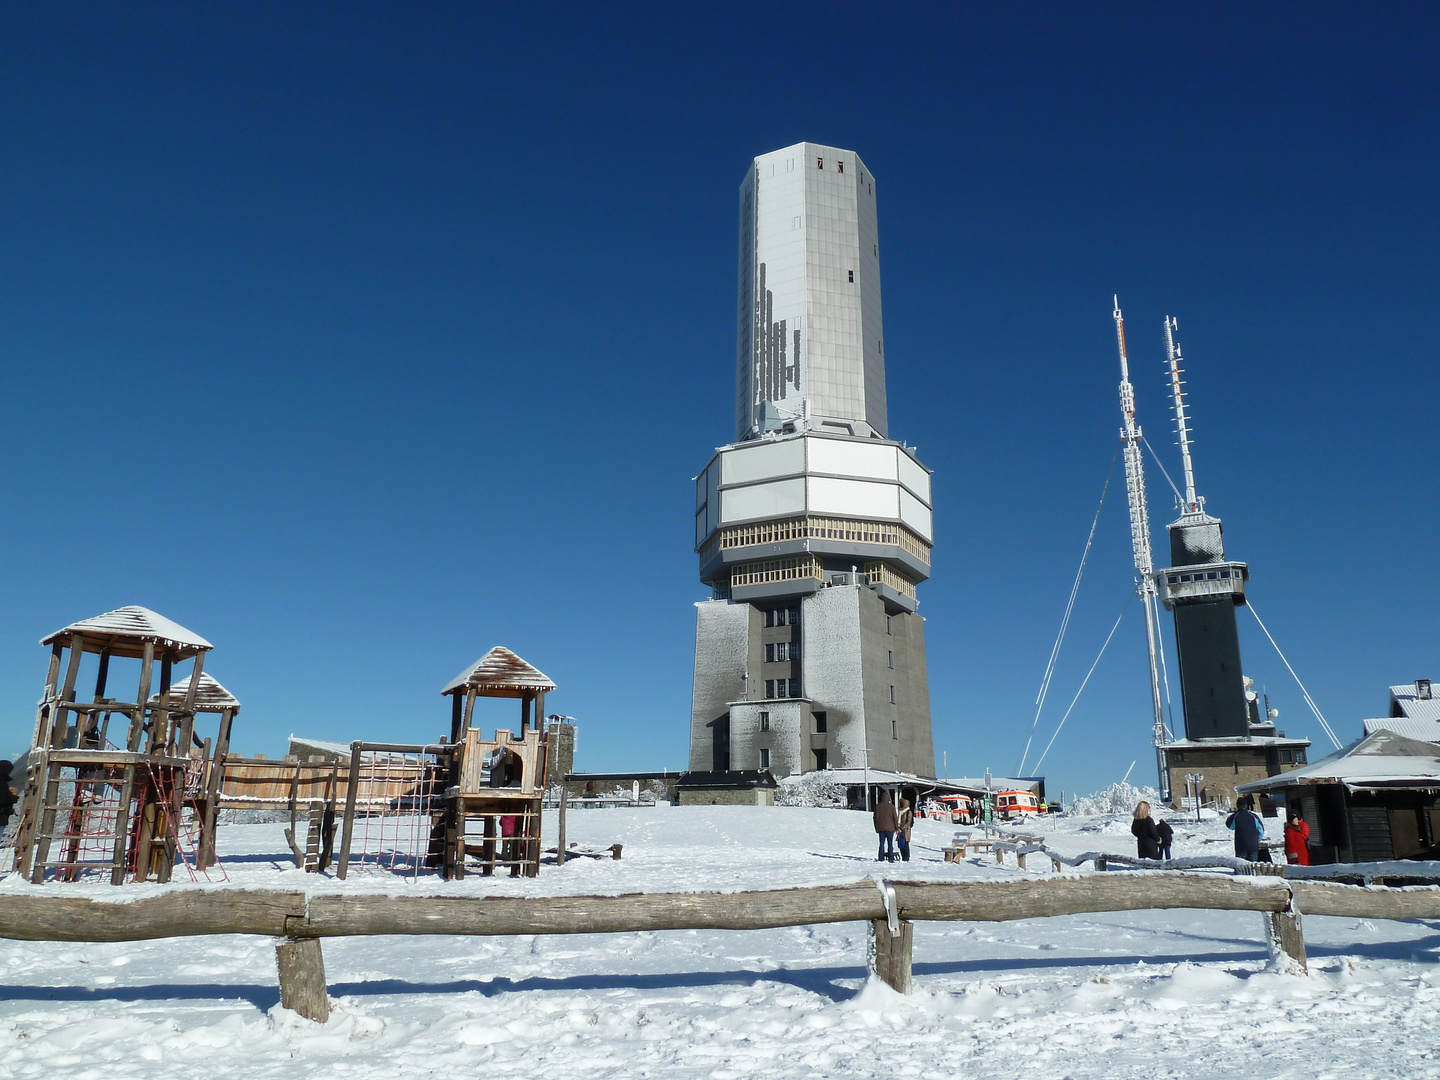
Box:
[877,878,899,935]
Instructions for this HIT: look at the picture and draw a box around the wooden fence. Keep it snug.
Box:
[4,874,1440,1022]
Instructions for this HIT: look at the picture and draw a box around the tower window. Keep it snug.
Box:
[837,161,844,173]
[760,748,770,769]
[814,711,827,733]
[814,748,827,770]
[888,650,894,669]
[890,685,896,704]
[892,719,898,739]
[760,711,770,731]
[886,616,892,635]
[817,158,823,169]
[848,270,854,283]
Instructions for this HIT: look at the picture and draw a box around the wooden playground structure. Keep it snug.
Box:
[9,606,556,884]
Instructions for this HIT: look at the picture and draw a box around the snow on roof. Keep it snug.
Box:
[441,646,556,697]
[1238,729,1440,792]
[289,736,353,757]
[1389,684,1440,722]
[1363,717,1440,743]
[42,606,212,656]
[147,672,240,712]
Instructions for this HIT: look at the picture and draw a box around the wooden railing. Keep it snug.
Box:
[6,873,1440,1022]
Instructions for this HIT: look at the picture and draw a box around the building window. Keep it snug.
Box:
[892,719,898,740]
[890,685,896,704]
[764,606,802,628]
[813,748,827,770]
[886,615,892,635]
[760,711,770,731]
[788,679,802,698]
[765,680,776,699]
[887,650,894,669]
[760,748,770,769]
[837,161,844,173]
[848,270,854,282]
[817,158,823,169]
[814,711,827,733]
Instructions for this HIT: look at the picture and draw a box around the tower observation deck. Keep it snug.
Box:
[687,143,936,782]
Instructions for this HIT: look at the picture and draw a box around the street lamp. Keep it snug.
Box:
[1184,773,1204,823]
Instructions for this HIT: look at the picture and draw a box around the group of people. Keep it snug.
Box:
[1132,794,1313,865]
[872,791,913,862]
[1130,801,1175,859]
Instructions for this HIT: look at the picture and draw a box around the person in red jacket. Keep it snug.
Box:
[1284,809,1311,865]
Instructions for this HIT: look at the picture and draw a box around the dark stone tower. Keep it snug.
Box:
[1159,510,1251,739]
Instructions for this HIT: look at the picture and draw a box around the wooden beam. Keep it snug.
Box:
[0,890,306,941]
[276,938,331,1022]
[296,882,885,937]
[130,640,155,752]
[1290,880,1440,920]
[889,875,1293,922]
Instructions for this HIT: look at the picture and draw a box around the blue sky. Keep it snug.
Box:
[1,4,1436,798]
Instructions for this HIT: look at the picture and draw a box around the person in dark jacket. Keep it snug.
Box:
[0,760,17,834]
[1157,817,1174,861]
[1131,801,1162,860]
[1226,796,1265,861]
[873,791,899,862]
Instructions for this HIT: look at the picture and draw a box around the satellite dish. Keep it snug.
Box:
[1268,708,1280,720]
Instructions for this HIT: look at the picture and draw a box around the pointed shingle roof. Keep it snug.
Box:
[148,672,240,712]
[442,646,556,697]
[42,605,212,659]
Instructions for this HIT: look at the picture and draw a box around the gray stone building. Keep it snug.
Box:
[687,142,936,780]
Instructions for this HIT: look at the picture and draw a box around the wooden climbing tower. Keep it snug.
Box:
[11,606,224,884]
[439,646,556,878]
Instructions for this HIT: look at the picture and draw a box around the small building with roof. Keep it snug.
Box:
[1238,729,1440,863]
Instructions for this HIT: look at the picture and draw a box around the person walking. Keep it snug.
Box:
[873,790,899,862]
[1226,796,1265,862]
[896,797,914,862]
[1131,801,1162,860]
[1283,809,1311,865]
[1157,817,1174,861]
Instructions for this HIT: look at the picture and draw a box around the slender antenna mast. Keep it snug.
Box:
[1114,297,1170,798]
[1164,316,1202,514]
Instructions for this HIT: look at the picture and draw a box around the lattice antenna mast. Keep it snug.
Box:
[1164,315,1202,514]
[1114,298,1170,797]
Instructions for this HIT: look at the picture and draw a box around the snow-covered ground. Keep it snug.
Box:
[4,805,1440,1078]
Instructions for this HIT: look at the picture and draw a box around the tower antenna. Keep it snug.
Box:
[1164,316,1201,513]
[1114,298,1169,798]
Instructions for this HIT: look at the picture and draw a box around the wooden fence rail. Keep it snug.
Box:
[5,874,1440,1021]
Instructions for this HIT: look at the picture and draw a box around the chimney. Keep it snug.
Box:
[1418,679,1433,701]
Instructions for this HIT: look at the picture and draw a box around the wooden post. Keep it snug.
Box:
[557,786,567,866]
[336,742,363,879]
[130,640,155,751]
[93,648,111,702]
[462,688,477,738]
[870,918,914,994]
[275,938,331,1023]
[29,758,67,883]
[1266,894,1307,973]
[450,693,463,744]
